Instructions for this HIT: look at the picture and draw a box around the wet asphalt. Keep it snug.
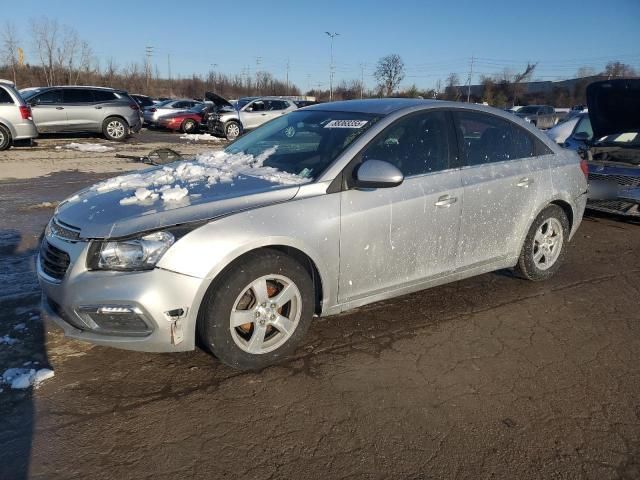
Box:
[0,141,639,479]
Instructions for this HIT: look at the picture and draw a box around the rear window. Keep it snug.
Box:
[93,90,118,102]
[63,89,94,103]
[0,87,14,104]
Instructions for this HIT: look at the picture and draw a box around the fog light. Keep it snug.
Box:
[75,305,152,336]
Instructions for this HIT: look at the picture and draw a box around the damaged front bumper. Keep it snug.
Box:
[37,234,203,352]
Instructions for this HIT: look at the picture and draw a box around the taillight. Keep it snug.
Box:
[129,104,139,111]
[19,105,32,120]
[579,158,589,179]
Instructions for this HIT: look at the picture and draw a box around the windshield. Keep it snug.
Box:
[518,106,540,114]
[225,110,382,180]
[235,98,255,110]
[20,89,42,101]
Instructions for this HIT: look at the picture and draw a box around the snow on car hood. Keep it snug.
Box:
[586,79,640,140]
[54,148,309,239]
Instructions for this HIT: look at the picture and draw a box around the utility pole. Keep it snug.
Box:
[285,58,290,95]
[145,46,154,93]
[255,56,262,94]
[360,63,366,99]
[466,54,474,103]
[325,32,339,101]
[167,53,172,96]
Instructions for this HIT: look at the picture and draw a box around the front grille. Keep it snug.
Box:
[48,219,81,242]
[587,199,640,217]
[39,240,71,280]
[589,172,640,188]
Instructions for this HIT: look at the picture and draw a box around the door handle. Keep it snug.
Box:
[95,106,103,109]
[260,113,267,116]
[516,177,534,188]
[435,195,457,207]
[55,107,64,110]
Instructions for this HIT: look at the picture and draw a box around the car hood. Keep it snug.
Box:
[55,162,302,239]
[205,91,234,110]
[586,79,640,139]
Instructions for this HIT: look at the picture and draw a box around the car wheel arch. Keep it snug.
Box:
[193,242,330,315]
[193,245,326,335]
[516,197,576,258]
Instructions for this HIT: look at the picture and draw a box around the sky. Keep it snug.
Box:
[4,0,640,91]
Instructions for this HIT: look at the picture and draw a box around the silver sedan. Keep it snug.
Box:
[38,99,587,370]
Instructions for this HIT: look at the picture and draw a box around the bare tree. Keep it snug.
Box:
[603,61,637,79]
[1,22,20,85]
[445,73,461,101]
[31,17,60,86]
[374,54,405,96]
[576,66,596,78]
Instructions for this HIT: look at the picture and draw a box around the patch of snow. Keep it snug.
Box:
[61,142,115,153]
[91,146,309,206]
[179,133,222,142]
[161,186,189,202]
[1,368,54,390]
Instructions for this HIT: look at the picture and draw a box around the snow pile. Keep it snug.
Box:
[57,142,115,153]
[89,146,309,206]
[179,133,222,142]
[2,368,54,390]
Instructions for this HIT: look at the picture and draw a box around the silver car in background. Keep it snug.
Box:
[20,86,141,141]
[208,96,297,140]
[38,99,587,370]
[143,98,203,125]
[0,79,38,150]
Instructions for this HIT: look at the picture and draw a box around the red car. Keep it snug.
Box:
[158,104,212,133]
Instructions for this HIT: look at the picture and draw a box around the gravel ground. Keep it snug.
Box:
[0,136,638,480]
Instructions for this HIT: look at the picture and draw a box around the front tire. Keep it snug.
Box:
[0,124,11,151]
[198,250,314,370]
[181,119,198,133]
[224,121,241,141]
[516,205,569,281]
[102,116,129,141]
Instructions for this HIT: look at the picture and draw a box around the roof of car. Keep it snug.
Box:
[304,98,456,115]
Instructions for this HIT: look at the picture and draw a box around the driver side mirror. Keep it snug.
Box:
[353,160,404,189]
[572,131,591,142]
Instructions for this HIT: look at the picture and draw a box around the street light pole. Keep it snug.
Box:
[325,32,339,101]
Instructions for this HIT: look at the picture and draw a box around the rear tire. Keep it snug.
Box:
[181,119,198,133]
[224,121,241,141]
[0,124,11,151]
[516,205,570,281]
[102,116,129,141]
[198,250,314,371]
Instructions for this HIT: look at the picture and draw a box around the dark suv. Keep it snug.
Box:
[20,86,142,141]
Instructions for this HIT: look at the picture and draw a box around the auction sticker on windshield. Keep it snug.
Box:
[324,119,369,129]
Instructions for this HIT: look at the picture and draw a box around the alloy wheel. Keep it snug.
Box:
[229,274,302,354]
[532,217,564,270]
[226,123,240,139]
[106,120,125,139]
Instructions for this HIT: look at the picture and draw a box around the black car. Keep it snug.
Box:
[130,94,154,109]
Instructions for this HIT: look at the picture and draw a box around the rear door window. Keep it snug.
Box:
[0,87,14,104]
[453,111,538,165]
[63,89,94,103]
[93,90,117,102]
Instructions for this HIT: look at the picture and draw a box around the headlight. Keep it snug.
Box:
[87,231,175,271]
[524,116,531,122]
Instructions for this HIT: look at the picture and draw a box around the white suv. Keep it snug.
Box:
[0,79,38,150]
